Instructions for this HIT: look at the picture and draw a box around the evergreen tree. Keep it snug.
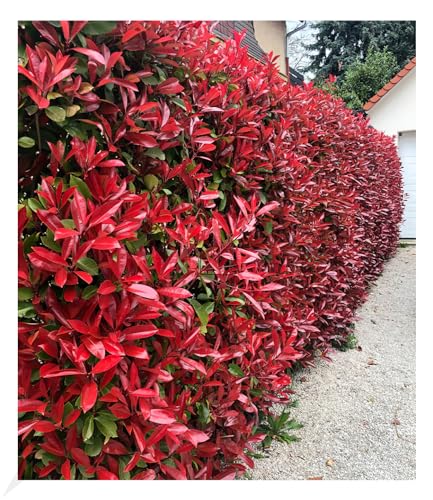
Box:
[305,21,415,79]
[337,48,399,109]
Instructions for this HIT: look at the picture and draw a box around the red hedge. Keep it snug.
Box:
[18,21,403,480]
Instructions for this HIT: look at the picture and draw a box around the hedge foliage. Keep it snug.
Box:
[18,21,403,480]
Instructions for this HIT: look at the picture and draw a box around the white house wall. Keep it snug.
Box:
[367,68,416,138]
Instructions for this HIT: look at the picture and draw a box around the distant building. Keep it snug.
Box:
[364,57,416,239]
[212,21,304,85]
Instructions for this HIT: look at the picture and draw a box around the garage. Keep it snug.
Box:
[363,57,416,240]
[399,131,416,238]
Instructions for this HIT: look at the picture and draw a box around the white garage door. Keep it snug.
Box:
[399,131,416,239]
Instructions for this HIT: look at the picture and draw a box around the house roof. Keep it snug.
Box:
[363,56,416,111]
[212,21,304,85]
[213,21,265,63]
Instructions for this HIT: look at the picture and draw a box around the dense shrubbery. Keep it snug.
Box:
[18,21,403,480]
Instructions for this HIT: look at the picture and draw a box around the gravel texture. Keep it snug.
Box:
[249,246,416,480]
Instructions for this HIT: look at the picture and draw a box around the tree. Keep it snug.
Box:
[305,21,415,79]
[337,48,399,109]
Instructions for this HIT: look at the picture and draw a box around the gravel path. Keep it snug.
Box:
[250,246,416,480]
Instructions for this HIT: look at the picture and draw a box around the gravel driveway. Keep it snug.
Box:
[249,246,416,480]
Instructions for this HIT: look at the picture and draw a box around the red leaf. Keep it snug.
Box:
[102,440,129,455]
[243,291,265,319]
[98,280,117,295]
[54,228,78,240]
[121,23,146,43]
[123,132,158,148]
[33,420,56,433]
[127,284,159,300]
[160,463,187,480]
[92,355,122,375]
[129,388,158,398]
[236,271,263,281]
[260,283,285,291]
[157,287,192,299]
[132,469,156,480]
[54,268,68,287]
[149,409,176,424]
[97,159,126,168]
[63,409,81,427]
[73,47,106,66]
[124,452,141,472]
[92,237,121,250]
[61,459,71,480]
[68,319,98,336]
[71,447,91,467]
[156,78,184,95]
[74,271,93,284]
[18,399,47,414]
[31,246,68,266]
[123,324,159,340]
[83,338,105,359]
[123,345,149,359]
[71,190,87,234]
[88,200,123,229]
[183,429,210,447]
[179,356,207,375]
[97,77,138,92]
[198,190,220,201]
[80,380,98,413]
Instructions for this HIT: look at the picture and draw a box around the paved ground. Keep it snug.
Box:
[250,246,416,480]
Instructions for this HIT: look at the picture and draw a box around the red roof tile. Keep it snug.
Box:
[363,56,416,111]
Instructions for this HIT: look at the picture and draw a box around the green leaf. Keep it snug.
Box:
[225,296,246,306]
[47,92,63,100]
[95,416,117,444]
[18,288,33,301]
[96,410,118,421]
[82,21,117,35]
[18,302,36,319]
[196,402,211,425]
[70,175,92,199]
[41,230,61,252]
[264,221,273,235]
[61,219,76,229]
[77,257,99,276]
[62,402,74,425]
[171,97,187,111]
[64,122,88,140]
[18,136,35,148]
[82,414,94,442]
[65,105,81,118]
[190,300,214,331]
[76,32,87,47]
[84,433,103,457]
[118,457,131,480]
[144,148,165,161]
[25,105,38,116]
[143,174,160,190]
[81,285,98,300]
[228,363,245,377]
[141,75,159,85]
[45,106,66,123]
[27,198,43,212]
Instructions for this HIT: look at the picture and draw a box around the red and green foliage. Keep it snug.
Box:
[18,21,403,480]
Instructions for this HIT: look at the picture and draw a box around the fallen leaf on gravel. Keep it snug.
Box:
[326,458,335,467]
[367,358,378,365]
[392,418,401,426]
[307,477,323,480]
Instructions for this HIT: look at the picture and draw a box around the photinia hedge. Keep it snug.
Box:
[18,21,403,480]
